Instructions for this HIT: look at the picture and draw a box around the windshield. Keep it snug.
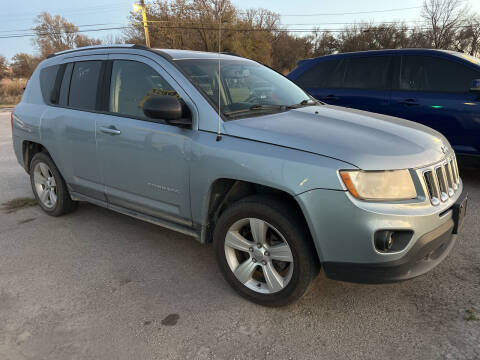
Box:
[174,58,315,119]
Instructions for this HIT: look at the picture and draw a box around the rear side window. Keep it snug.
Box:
[68,61,102,110]
[343,56,391,90]
[39,65,60,104]
[295,59,344,88]
[398,55,480,93]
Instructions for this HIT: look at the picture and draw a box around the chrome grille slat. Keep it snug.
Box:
[422,155,460,206]
[435,166,448,202]
[445,161,455,196]
[452,157,460,184]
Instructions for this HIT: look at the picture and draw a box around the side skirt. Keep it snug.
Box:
[70,191,202,241]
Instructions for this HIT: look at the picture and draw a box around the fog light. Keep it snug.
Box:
[375,231,394,252]
[374,230,413,253]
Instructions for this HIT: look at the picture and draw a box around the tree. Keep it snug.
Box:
[124,0,280,66]
[0,56,8,81]
[33,12,101,57]
[312,31,340,57]
[271,32,312,73]
[455,14,480,56]
[421,0,467,49]
[10,53,42,78]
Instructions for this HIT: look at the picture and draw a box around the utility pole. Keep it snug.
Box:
[134,0,151,47]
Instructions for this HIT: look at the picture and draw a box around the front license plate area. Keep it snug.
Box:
[452,193,468,235]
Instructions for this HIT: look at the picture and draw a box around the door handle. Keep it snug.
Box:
[323,94,339,101]
[398,98,419,106]
[99,126,121,135]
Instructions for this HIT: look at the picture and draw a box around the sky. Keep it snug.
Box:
[1,0,480,60]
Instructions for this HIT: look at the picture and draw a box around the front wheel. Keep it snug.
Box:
[213,195,318,307]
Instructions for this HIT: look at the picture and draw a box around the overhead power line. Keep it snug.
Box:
[0,26,128,39]
[277,6,422,16]
[2,22,479,40]
[0,23,124,34]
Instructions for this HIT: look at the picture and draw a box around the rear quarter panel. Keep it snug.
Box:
[12,64,48,170]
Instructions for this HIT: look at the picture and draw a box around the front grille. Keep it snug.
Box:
[422,156,460,206]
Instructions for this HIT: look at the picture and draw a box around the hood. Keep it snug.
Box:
[224,105,451,170]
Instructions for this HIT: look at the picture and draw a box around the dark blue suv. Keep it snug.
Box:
[288,49,480,156]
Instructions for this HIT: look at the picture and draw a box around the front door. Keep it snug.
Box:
[299,56,392,114]
[96,56,193,224]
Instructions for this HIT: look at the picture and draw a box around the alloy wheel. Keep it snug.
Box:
[224,218,294,294]
[33,162,57,209]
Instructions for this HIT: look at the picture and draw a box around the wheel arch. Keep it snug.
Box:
[22,140,51,174]
[201,178,320,264]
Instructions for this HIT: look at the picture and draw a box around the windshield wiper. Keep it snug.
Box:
[223,100,321,118]
[249,104,287,111]
[224,104,287,117]
[286,99,320,109]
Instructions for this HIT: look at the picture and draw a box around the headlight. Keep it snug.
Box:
[339,170,417,201]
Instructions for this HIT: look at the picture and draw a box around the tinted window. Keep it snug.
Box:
[39,65,60,104]
[399,56,480,93]
[295,59,344,88]
[58,63,73,106]
[109,60,178,120]
[343,56,391,89]
[68,61,102,110]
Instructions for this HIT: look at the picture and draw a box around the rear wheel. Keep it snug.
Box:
[213,195,318,306]
[30,152,77,216]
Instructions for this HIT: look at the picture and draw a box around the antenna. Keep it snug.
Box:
[216,15,222,142]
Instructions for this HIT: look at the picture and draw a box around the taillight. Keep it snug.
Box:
[10,108,15,131]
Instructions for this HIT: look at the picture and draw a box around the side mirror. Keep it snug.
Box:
[143,96,192,126]
[470,79,480,92]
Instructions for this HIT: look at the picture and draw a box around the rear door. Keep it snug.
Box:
[41,55,107,201]
[389,55,480,154]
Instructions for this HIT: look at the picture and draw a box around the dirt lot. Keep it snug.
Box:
[0,108,479,360]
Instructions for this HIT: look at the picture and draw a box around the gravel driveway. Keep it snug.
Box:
[0,109,479,360]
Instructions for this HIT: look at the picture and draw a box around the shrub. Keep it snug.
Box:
[0,78,27,105]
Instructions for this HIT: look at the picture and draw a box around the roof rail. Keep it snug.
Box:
[220,51,242,57]
[47,44,149,58]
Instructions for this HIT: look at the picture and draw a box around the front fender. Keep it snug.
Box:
[189,131,356,226]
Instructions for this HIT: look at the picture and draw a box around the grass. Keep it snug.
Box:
[465,309,479,321]
[0,78,26,107]
[1,197,37,213]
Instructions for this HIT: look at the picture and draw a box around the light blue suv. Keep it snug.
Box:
[11,45,467,306]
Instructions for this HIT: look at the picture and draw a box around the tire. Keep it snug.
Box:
[29,152,77,216]
[213,195,319,307]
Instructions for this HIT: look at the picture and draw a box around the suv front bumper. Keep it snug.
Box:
[296,183,466,283]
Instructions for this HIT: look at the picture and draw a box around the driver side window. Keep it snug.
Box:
[109,60,178,120]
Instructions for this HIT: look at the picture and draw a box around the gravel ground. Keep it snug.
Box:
[0,109,479,360]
